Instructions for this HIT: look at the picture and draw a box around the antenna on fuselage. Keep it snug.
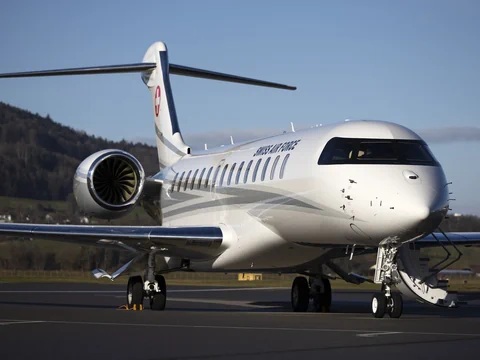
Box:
[290,122,295,132]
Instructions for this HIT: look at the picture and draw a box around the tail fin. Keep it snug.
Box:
[0,41,296,169]
[142,42,189,169]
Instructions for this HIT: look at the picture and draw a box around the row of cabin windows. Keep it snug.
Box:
[171,154,290,192]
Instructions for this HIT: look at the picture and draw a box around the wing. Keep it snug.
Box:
[415,232,480,247]
[0,223,224,259]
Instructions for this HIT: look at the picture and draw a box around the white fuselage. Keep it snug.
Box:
[150,120,449,272]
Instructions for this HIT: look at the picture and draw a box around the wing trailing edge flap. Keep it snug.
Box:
[0,223,225,259]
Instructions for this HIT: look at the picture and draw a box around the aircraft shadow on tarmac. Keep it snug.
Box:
[247,300,480,318]
[2,294,480,317]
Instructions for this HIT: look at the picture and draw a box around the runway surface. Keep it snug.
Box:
[1,282,480,360]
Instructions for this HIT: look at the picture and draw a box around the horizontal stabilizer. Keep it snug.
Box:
[0,62,296,90]
[0,63,157,78]
[169,64,296,90]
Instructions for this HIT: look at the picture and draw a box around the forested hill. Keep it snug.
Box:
[0,102,158,201]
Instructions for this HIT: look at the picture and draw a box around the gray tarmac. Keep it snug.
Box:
[1,282,480,360]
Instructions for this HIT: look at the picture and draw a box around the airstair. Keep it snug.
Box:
[395,244,460,307]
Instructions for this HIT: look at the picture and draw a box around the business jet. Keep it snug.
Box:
[1,42,479,318]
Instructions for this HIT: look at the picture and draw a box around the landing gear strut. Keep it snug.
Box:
[291,276,332,312]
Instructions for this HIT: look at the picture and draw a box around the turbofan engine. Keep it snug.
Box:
[73,150,145,219]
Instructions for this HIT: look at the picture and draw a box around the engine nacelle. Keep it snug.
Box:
[74,149,145,220]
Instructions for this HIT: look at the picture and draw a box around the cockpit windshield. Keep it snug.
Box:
[318,138,438,166]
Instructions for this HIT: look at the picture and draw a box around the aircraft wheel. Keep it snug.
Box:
[150,275,167,311]
[313,278,332,312]
[291,277,309,312]
[388,293,403,318]
[371,293,386,318]
[127,276,144,309]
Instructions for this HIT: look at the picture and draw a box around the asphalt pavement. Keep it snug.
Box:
[1,282,480,360]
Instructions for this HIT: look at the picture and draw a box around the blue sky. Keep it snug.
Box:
[1,0,479,214]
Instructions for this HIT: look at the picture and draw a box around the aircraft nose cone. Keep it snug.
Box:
[401,200,448,239]
[411,205,430,223]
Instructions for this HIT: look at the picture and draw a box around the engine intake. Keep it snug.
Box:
[74,150,145,219]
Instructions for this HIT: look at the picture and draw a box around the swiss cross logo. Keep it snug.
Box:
[154,86,161,117]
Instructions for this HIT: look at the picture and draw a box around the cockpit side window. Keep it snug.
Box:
[318,137,438,166]
[397,141,436,162]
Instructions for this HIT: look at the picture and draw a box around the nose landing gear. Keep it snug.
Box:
[371,291,403,318]
[372,238,404,318]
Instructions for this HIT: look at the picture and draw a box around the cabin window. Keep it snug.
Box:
[184,170,192,191]
[191,169,199,190]
[227,163,236,186]
[270,155,280,180]
[236,161,245,185]
[244,160,253,184]
[280,154,290,179]
[261,157,271,181]
[219,165,229,187]
[198,168,206,189]
[318,137,439,166]
[252,159,262,183]
[205,167,214,188]
[212,166,221,187]
[177,171,185,192]
[171,173,179,192]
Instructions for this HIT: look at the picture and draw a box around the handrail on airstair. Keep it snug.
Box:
[420,227,463,284]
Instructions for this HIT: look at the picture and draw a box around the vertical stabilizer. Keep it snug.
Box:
[142,42,189,169]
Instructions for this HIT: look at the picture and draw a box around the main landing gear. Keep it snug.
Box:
[126,251,168,311]
[291,276,332,312]
[126,274,167,311]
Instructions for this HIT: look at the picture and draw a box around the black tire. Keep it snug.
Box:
[150,292,166,311]
[150,275,167,311]
[388,293,403,318]
[291,277,310,312]
[372,293,386,318]
[127,276,144,309]
[156,275,167,295]
[313,278,332,312]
